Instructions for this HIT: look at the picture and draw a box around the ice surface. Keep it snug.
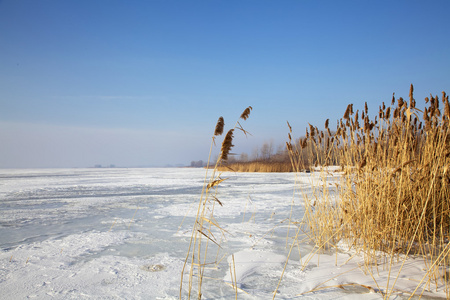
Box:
[0,168,446,299]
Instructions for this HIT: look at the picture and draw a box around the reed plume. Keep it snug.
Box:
[214,117,225,136]
[397,97,404,108]
[240,106,252,120]
[444,92,450,119]
[409,83,416,108]
[343,104,353,120]
[220,129,234,161]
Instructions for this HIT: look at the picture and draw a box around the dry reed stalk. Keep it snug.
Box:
[180,107,252,299]
[109,219,117,232]
[128,206,139,229]
[232,254,238,299]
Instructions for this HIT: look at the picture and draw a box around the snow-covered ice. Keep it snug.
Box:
[0,168,446,299]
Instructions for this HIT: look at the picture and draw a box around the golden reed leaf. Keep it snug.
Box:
[207,177,227,190]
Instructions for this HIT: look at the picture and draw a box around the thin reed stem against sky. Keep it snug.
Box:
[0,0,449,168]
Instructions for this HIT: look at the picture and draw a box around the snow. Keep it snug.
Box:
[0,168,447,299]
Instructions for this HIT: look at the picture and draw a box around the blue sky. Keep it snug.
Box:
[1,0,449,168]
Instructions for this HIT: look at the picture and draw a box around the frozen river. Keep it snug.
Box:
[1,168,440,299]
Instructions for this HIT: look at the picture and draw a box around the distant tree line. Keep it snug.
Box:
[190,160,206,168]
[220,132,339,172]
[196,133,340,172]
[229,140,290,163]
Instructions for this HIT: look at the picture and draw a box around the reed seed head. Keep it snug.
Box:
[398,97,404,108]
[364,118,369,132]
[309,124,315,137]
[240,106,252,120]
[214,117,225,136]
[286,141,292,151]
[220,129,234,161]
[444,98,450,119]
[394,107,399,118]
[343,104,352,120]
[409,83,414,100]
[409,83,416,108]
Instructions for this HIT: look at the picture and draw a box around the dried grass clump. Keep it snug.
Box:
[216,161,292,172]
[288,85,450,298]
[180,107,253,299]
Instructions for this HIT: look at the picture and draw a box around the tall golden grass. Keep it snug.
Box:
[287,85,450,298]
[180,107,252,299]
[216,161,292,172]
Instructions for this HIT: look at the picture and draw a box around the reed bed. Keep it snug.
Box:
[287,85,450,298]
[216,161,292,173]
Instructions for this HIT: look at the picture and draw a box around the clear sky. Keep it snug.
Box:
[1,0,449,168]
